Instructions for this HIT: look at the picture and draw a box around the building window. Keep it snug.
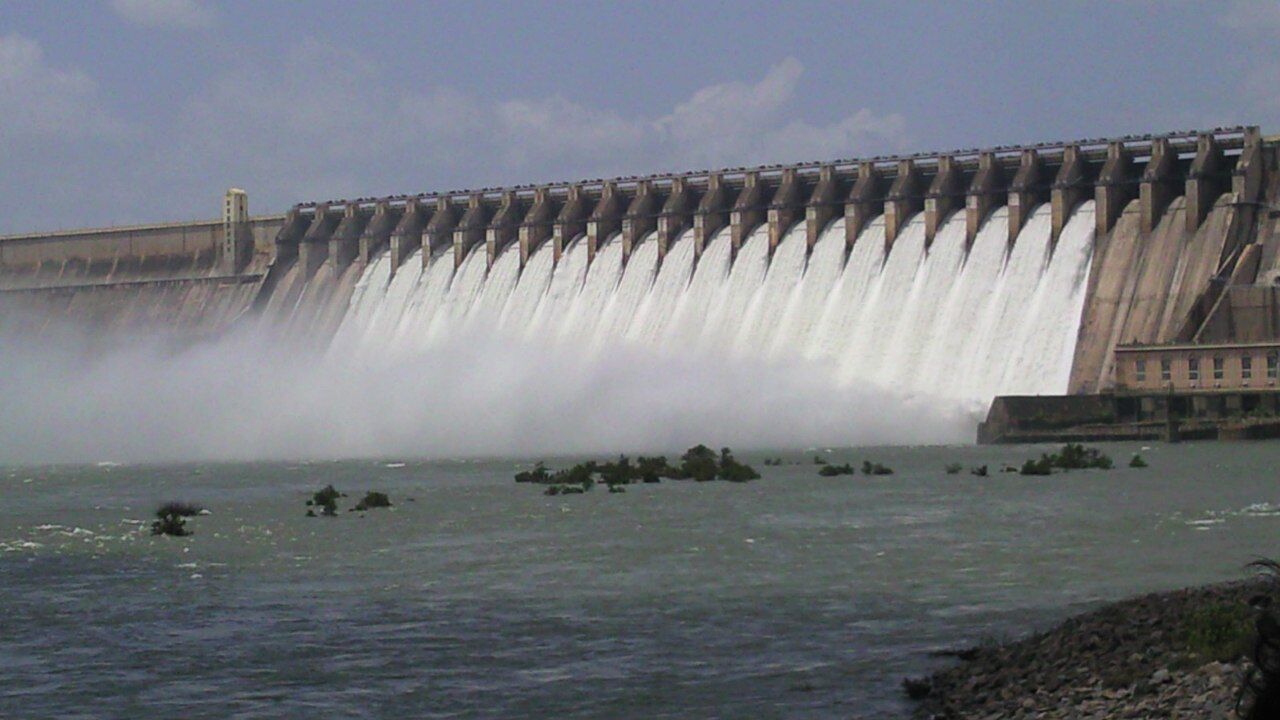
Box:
[1161,358,1172,382]
[1269,353,1278,380]
[1213,356,1224,381]
[1135,359,1146,383]
[1243,355,1253,380]
[1188,356,1200,382]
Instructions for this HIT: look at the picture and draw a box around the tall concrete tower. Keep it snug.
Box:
[221,188,249,273]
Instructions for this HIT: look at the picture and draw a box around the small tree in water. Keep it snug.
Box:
[151,501,202,536]
[306,485,341,517]
[718,448,760,482]
[678,444,719,482]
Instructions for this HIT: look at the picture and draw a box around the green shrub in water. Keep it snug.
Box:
[309,485,341,517]
[150,501,201,536]
[818,463,855,477]
[676,444,719,482]
[717,448,760,482]
[353,491,392,512]
[514,462,553,484]
[1020,457,1053,476]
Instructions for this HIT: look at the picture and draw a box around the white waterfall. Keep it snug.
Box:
[325,203,1094,429]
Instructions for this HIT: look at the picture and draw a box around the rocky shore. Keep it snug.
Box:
[910,579,1272,719]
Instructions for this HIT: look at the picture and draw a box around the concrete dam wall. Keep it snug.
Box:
[0,127,1271,421]
[0,211,285,337]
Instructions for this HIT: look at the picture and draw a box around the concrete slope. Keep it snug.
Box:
[1069,200,1144,393]
[1157,195,1234,342]
[1115,197,1188,346]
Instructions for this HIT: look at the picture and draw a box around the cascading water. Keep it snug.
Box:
[768,218,847,359]
[699,226,771,352]
[592,235,659,349]
[734,224,809,354]
[626,230,696,344]
[662,228,732,347]
[320,203,1094,441]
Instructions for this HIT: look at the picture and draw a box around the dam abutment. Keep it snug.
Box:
[924,155,963,245]
[518,188,556,269]
[1051,146,1089,247]
[486,191,523,270]
[454,194,489,270]
[885,159,922,248]
[693,173,730,258]
[846,161,883,250]
[806,165,842,250]
[965,152,1003,248]
[1008,149,1045,247]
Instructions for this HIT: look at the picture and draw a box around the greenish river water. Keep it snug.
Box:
[2,442,1277,718]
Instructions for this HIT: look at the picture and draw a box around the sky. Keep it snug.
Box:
[2,0,1278,234]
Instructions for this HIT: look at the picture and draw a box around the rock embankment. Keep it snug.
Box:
[912,579,1271,719]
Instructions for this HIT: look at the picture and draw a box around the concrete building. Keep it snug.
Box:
[1114,342,1280,393]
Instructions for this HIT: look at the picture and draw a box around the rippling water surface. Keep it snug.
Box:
[2,442,1278,718]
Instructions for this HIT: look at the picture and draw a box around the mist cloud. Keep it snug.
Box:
[0,320,971,466]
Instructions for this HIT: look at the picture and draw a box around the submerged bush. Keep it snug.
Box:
[862,460,893,476]
[717,448,760,482]
[308,485,341,517]
[353,491,392,512]
[677,444,720,482]
[150,501,200,537]
[524,445,757,492]
[636,456,671,483]
[944,463,963,475]
[514,462,553,484]
[818,463,855,477]
[970,465,988,477]
[1048,443,1113,470]
[1019,457,1053,476]
[1017,444,1114,476]
[1129,454,1148,468]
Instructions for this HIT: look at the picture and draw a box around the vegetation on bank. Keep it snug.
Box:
[906,561,1280,720]
[515,445,761,495]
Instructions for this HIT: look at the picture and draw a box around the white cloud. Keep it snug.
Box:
[170,48,907,208]
[653,58,906,167]
[110,0,215,30]
[0,37,907,231]
[0,34,123,144]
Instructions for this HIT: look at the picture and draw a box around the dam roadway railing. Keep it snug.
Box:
[279,126,1262,278]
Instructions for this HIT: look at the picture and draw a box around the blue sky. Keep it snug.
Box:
[2,0,1278,233]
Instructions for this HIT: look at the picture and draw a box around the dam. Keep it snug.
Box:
[0,127,1274,453]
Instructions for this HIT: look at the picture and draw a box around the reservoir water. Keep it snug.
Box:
[3,441,1277,718]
